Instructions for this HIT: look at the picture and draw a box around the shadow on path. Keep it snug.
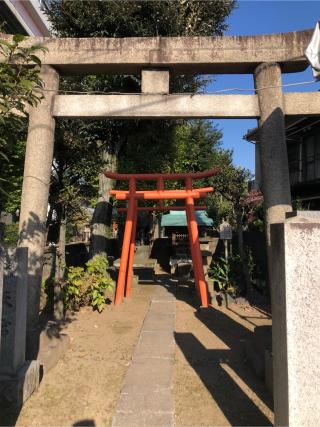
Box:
[153,274,273,426]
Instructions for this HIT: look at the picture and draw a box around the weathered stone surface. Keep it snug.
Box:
[54,94,260,119]
[112,284,175,426]
[1,30,312,74]
[53,92,320,119]
[38,324,70,374]
[112,411,174,427]
[142,312,175,331]
[254,62,292,235]
[122,358,174,394]
[0,248,28,375]
[141,70,170,94]
[0,360,40,409]
[271,216,320,426]
[18,65,59,359]
[133,330,175,360]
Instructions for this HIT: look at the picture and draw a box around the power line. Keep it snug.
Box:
[38,79,319,95]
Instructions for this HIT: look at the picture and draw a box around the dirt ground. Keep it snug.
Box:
[15,284,155,427]
[174,284,274,426]
[12,280,273,427]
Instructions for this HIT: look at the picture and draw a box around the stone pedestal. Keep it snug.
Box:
[270,213,320,426]
[0,248,40,410]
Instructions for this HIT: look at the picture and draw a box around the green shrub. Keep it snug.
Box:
[63,254,114,312]
[3,223,19,248]
[208,255,243,296]
[247,249,267,294]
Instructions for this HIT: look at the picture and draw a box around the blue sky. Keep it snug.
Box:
[207,1,320,174]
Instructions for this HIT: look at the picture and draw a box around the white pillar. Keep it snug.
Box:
[270,212,320,426]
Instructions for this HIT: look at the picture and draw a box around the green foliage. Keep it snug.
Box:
[0,34,45,196]
[42,0,236,244]
[3,223,19,248]
[0,34,46,119]
[46,0,235,38]
[63,255,114,312]
[209,255,244,295]
[247,249,267,294]
[248,203,265,232]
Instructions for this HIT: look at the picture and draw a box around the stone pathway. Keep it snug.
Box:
[112,283,176,427]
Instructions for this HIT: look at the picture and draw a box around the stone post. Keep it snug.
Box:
[19,65,59,359]
[0,248,40,411]
[254,62,292,243]
[0,248,28,375]
[270,213,320,426]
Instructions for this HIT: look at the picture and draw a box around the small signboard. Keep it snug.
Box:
[219,220,232,240]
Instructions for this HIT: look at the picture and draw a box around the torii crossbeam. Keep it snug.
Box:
[104,168,219,307]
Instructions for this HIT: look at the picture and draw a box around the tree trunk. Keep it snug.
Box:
[90,150,118,257]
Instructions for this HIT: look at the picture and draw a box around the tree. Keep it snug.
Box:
[0,34,45,205]
[209,158,253,294]
[44,0,236,255]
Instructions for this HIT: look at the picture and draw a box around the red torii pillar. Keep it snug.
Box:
[104,168,219,308]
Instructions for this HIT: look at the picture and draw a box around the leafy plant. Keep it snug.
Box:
[0,34,46,195]
[63,254,114,312]
[247,249,267,294]
[209,255,246,296]
[209,257,236,295]
[0,34,47,119]
[3,223,19,248]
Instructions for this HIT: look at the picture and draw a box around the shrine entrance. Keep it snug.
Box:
[104,168,219,307]
[7,28,320,425]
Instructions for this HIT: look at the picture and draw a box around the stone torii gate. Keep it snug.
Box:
[4,29,320,426]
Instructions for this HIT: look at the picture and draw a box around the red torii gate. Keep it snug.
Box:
[104,168,219,307]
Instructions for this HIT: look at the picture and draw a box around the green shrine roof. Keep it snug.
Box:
[161,210,213,227]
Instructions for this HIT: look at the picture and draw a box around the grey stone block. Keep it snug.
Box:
[142,312,175,332]
[112,411,174,427]
[149,301,176,316]
[38,328,70,374]
[133,330,174,360]
[117,388,174,414]
[0,360,40,408]
[123,358,174,393]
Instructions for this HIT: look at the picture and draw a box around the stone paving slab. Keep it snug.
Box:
[143,312,175,332]
[122,358,174,394]
[148,301,176,316]
[112,283,176,427]
[112,411,174,427]
[133,330,175,360]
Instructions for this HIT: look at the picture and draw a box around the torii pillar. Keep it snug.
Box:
[254,62,292,243]
[19,65,59,359]
[255,63,293,427]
